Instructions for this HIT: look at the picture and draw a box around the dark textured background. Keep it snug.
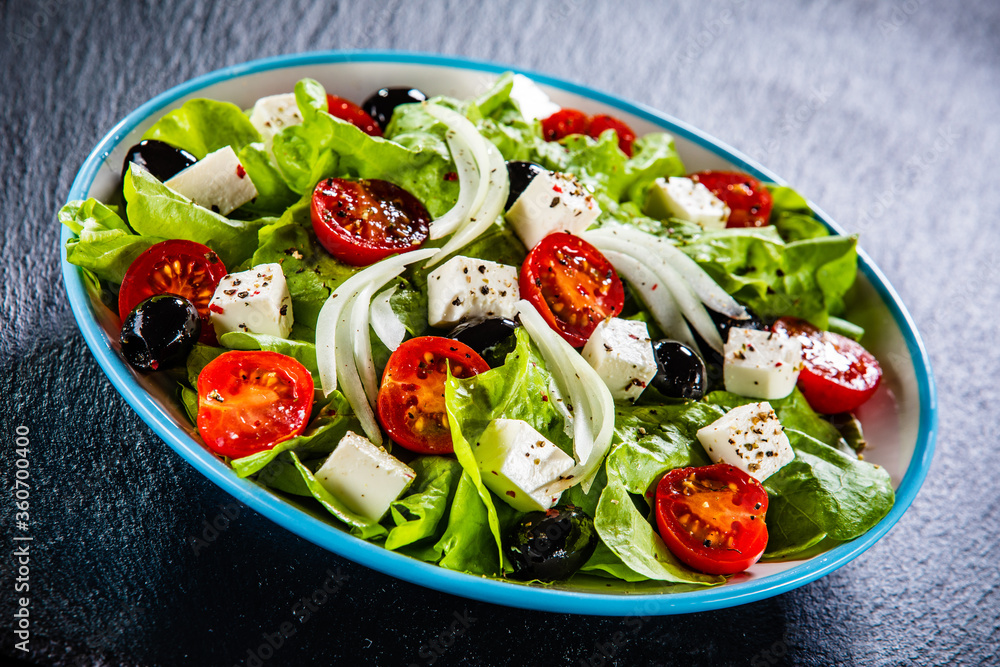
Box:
[2,1,998,665]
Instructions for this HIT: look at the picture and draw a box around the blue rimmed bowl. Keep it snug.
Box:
[61,50,936,615]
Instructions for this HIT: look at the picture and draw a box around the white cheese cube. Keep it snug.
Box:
[165,146,258,216]
[696,402,795,482]
[315,431,416,521]
[505,171,601,250]
[209,263,293,339]
[474,419,575,512]
[645,176,729,229]
[248,93,304,153]
[724,328,803,400]
[581,318,657,401]
[426,256,520,328]
[509,74,561,122]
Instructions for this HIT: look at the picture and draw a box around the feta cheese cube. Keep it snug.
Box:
[644,176,729,229]
[209,263,293,339]
[165,146,258,216]
[581,318,657,401]
[505,170,600,249]
[473,419,575,512]
[724,328,803,400]
[248,93,304,152]
[509,74,561,122]
[314,431,416,521]
[426,256,520,328]
[696,402,795,482]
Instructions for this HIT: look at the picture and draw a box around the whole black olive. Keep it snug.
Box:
[361,87,427,130]
[506,505,597,581]
[446,317,518,368]
[120,295,201,372]
[121,139,197,182]
[504,161,545,211]
[650,339,707,400]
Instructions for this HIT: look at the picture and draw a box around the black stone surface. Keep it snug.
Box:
[2,1,999,665]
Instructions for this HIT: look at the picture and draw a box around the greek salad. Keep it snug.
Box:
[59,72,894,586]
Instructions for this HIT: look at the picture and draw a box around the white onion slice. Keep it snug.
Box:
[315,249,437,397]
[592,226,748,319]
[584,232,724,352]
[425,138,509,268]
[601,249,699,350]
[424,104,492,240]
[516,300,614,494]
[335,292,381,444]
[370,285,406,351]
[351,283,379,406]
[427,129,481,239]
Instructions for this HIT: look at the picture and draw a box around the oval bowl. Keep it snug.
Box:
[61,50,936,615]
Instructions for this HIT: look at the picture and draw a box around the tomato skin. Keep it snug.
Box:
[310,178,430,266]
[325,95,382,137]
[118,239,227,344]
[377,337,490,454]
[772,317,882,414]
[541,109,590,142]
[519,233,625,347]
[197,351,314,459]
[588,114,636,156]
[654,464,769,575]
[690,171,774,228]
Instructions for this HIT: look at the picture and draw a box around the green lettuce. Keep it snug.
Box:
[59,199,164,284]
[123,166,269,268]
[385,456,463,553]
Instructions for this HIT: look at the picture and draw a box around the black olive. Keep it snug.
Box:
[446,317,518,368]
[708,308,766,343]
[361,87,427,130]
[504,161,545,211]
[690,308,767,390]
[650,340,708,400]
[506,505,597,581]
[120,295,201,372]
[121,139,197,182]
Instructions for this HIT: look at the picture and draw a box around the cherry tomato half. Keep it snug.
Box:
[541,109,590,142]
[310,178,431,266]
[655,464,769,575]
[197,351,314,459]
[326,95,382,137]
[520,233,624,347]
[772,317,882,414]
[690,171,774,228]
[118,239,227,344]
[588,114,637,157]
[377,337,490,454]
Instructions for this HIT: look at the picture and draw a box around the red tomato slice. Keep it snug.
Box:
[588,114,637,157]
[655,464,769,575]
[377,337,490,454]
[690,171,774,228]
[519,233,625,347]
[197,351,314,458]
[772,317,882,414]
[541,109,590,142]
[118,239,227,344]
[310,178,430,266]
[326,95,382,137]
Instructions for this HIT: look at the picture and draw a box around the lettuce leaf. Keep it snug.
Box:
[59,199,164,284]
[123,166,269,268]
[385,456,464,553]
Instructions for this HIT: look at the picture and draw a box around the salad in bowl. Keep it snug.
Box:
[59,55,931,612]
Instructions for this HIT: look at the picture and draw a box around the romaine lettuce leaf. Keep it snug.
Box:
[385,456,463,552]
